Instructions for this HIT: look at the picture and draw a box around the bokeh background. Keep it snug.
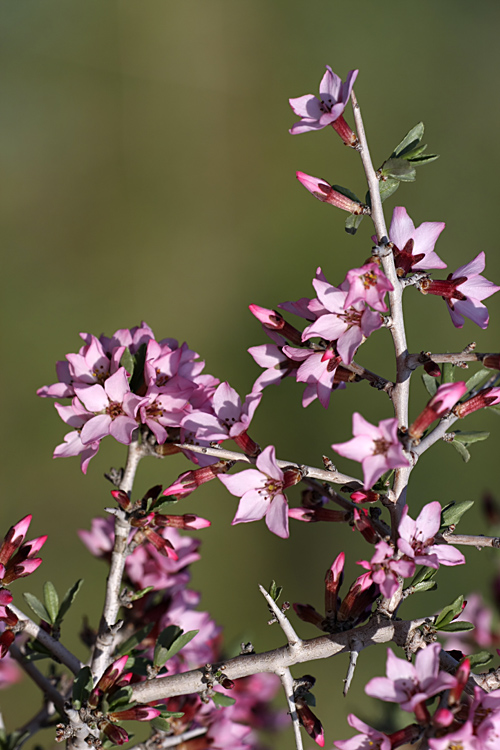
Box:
[2,1,500,747]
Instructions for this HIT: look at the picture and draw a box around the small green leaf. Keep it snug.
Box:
[302,691,316,707]
[449,440,470,463]
[211,692,236,707]
[345,213,364,235]
[72,666,93,709]
[378,178,400,202]
[411,566,438,587]
[434,595,464,630]
[408,153,439,165]
[392,122,425,158]
[441,500,474,529]
[154,627,199,668]
[331,184,361,203]
[268,580,283,602]
[465,368,491,394]
[151,716,183,732]
[129,586,155,602]
[411,580,438,594]
[152,498,179,512]
[380,158,416,182]
[441,363,455,384]
[453,430,490,446]
[468,651,493,669]
[57,579,84,625]
[115,623,154,656]
[438,621,474,632]
[120,348,135,377]
[422,372,439,397]
[107,687,134,712]
[43,581,59,625]
[23,592,50,623]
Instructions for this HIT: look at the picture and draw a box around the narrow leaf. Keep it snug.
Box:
[380,158,416,182]
[449,440,470,463]
[437,621,474,632]
[43,581,59,625]
[468,651,493,669]
[154,629,199,668]
[331,184,361,203]
[408,153,439,165]
[465,369,491,393]
[378,178,400,202]
[434,595,464,629]
[441,363,455,383]
[422,372,439,397]
[151,716,183,732]
[392,122,425,158]
[452,430,490,446]
[345,213,364,235]
[411,566,438,587]
[72,666,93,709]
[211,692,236,707]
[23,593,50,623]
[57,579,84,624]
[115,623,154,656]
[411,580,437,594]
[441,500,474,529]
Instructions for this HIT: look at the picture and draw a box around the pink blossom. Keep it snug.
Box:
[334,714,391,750]
[331,413,410,489]
[397,501,465,568]
[0,516,46,586]
[424,252,500,329]
[289,66,358,135]
[218,445,290,538]
[248,342,299,392]
[428,721,478,750]
[358,540,415,598]
[387,206,447,274]
[344,263,393,312]
[282,346,342,408]
[302,269,383,364]
[409,381,468,438]
[365,643,456,712]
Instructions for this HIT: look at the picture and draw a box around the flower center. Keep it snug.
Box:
[372,438,390,456]
[107,402,124,420]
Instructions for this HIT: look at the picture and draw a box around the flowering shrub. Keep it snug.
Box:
[3,63,500,750]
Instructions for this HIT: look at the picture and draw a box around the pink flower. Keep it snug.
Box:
[344,263,393,312]
[358,540,415,598]
[218,445,290,538]
[282,346,342,408]
[423,252,500,329]
[334,714,391,750]
[302,269,383,364]
[74,368,143,445]
[386,206,447,274]
[289,66,358,143]
[364,643,456,712]
[331,413,410,489]
[248,342,300,392]
[397,501,465,568]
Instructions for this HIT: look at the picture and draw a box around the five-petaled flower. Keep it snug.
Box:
[385,206,447,276]
[397,501,465,568]
[218,445,295,538]
[331,413,410,489]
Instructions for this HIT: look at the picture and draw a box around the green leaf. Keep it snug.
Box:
[422,372,439,397]
[411,565,438,587]
[380,158,416,182]
[449,440,470,463]
[211,691,236,707]
[408,153,439,165]
[441,362,455,383]
[268,580,283,602]
[468,651,493,669]
[43,581,59,625]
[411,579,438,594]
[107,686,134,712]
[115,623,154,656]
[57,579,84,625]
[434,595,464,630]
[72,666,93,709]
[152,498,179,512]
[128,586,155,602]
[331,184,361,203]
[23,592,50,623]
[378,178,400,203]
[120,347,135,377]
[438,620,474,632]
[441,500,474,529]
[465,368,491,394]
[345,213,364,235]
[154,627,199,668]
[452,430,490,446]
[392,122,425,158]
[151,716,183,732]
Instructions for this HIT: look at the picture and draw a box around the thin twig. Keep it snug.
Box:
[259,585,302,652]
[277,667,304,750]
[91,439,145,680]
[8,604,81,675]
[174,442,360,486]
[441,533,500,549]
[411,413,459,458]
[134,727,208,750]
[343,639,363,697]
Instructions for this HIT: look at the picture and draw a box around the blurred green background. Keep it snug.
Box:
[2,1,500,747]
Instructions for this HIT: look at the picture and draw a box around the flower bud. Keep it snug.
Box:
[296,172,369,215]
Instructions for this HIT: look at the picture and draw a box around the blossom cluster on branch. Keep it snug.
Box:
[2,63,500,750]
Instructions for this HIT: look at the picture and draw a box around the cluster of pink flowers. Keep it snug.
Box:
[335,644,500,749]
[79,514,284,747]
